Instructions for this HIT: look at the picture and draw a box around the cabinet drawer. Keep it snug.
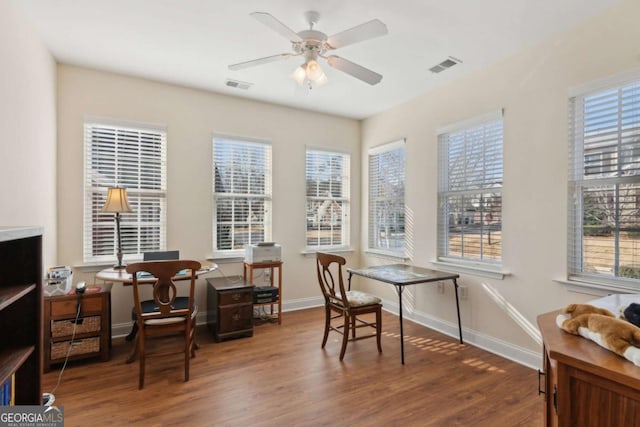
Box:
[50,296,103,317]
[218,304,253,333]
[218,290,252,305]
[51,337,100,360]
[51,315,101,338]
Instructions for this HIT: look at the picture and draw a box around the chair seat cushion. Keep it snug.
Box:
[344,290,381,307]
[144,316,186,326]
[132,296,197,319]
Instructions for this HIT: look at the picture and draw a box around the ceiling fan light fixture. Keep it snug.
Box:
[314,71,328,87]
[292,65,307,85]
[305,59,323,81]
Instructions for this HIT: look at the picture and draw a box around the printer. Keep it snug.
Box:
[43,266,73,296]
[244,243,282,263]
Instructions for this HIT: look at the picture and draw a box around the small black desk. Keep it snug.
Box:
[347,264,462,364]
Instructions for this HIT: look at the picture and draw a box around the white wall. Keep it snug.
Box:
[56,65,360,330]
[0,1,57,267]
[359,0,640,366]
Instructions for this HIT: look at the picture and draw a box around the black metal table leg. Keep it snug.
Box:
[397,285,405,364]
[453,278,463,344]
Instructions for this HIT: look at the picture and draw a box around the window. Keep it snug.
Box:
[368,140,406,256]
[438,113,503,265]
[305,148,350,250]
[83,120,167,263]
[568,77,640,286]
[212,136,272,255]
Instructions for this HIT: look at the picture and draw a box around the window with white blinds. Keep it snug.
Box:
[305,148,350,250]
[568,77,640,286]
[83,121,167,263]
[438,115,503,264]
[213,136,272,255]
[368,140,406,255]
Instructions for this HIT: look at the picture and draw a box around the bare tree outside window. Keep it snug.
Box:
[368,141,406,254]
[570,82,640,281]
[438,117,503,264]
[212,137,272,253]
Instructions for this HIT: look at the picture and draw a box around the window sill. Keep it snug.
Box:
[364,250,410,263]
[301,247,355,257]
[555,277,640,297]
[207,253,245,264]
[431,259,509,280]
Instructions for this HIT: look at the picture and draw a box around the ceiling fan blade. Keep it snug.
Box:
[228,53,294,71]
[250,12,303,42]
[326,19,388,50]
[326,55,382,85]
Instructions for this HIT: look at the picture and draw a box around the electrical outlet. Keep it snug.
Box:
[437,282,445,294]
[264,270,271,283]
[459,285,468,300]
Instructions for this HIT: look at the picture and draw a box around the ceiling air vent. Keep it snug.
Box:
[429,56,462,74]
[225,79,253,90]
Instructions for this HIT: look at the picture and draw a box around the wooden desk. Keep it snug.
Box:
[95,264,217,284]
[538,310,640,426]
[347,264,461,364]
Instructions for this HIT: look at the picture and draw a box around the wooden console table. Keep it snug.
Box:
[538,310,640,426]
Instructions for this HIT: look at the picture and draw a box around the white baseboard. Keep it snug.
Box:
[380,297,542,370]
[113,295,542,370]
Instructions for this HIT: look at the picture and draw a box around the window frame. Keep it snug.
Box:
[567,71,640,292]
[83,118,167,264]
[437,112,504,270]
[305,147,351,251]
[212,135,272,258]
[367,139,406,258]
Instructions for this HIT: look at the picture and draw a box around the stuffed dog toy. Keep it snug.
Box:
[556,303,640,366]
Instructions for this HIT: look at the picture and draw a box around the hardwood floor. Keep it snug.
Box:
[43,308,543,426]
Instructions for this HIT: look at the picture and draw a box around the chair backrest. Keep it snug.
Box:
[316,252,350,308]
[143,250,180,261]
[126,260,201,322]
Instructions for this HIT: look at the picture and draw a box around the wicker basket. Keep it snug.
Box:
[51,337,100,360]
[51,315,101,338]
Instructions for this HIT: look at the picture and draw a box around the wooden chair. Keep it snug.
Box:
[316,252,382,360]
[126,260,201,389]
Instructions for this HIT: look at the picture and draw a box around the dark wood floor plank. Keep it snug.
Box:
[43,307,542,426]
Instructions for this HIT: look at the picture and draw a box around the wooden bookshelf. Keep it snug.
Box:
[0,227,43,405]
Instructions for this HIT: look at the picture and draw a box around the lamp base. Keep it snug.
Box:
[113,263,127,270]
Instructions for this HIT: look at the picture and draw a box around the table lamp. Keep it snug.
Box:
[101,187,133,269]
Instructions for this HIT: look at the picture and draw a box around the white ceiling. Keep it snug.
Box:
[18,0,622,119]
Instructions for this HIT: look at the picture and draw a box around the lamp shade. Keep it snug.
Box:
[305,59,323,81]
[101,187,133,213]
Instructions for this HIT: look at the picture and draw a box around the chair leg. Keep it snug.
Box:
[339,313,350,361]
[321,305,331,349]
[138,333,146,389]
[376,307,382,354]
[185,330,190,382]
[125,322,139,342]
[351,315,356,338]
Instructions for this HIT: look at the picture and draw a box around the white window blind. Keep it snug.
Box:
[83,121,167,263]
[368,140,406,255]
[568,79,640,285]
[438,116,503,264]
[213,136,272,254]
[305,148,350,249]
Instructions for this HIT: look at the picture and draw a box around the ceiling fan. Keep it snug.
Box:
[228,11,388,88]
